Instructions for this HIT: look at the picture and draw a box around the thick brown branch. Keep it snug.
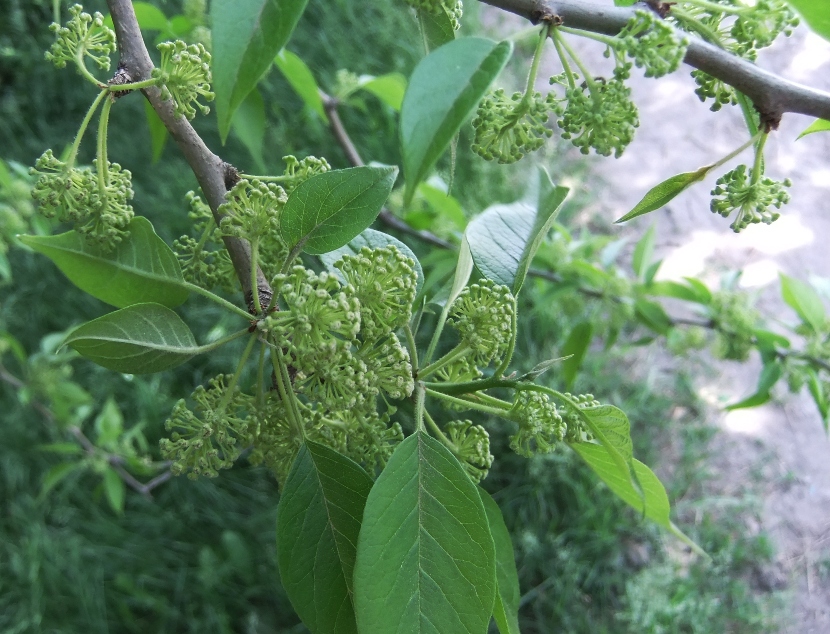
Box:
[106,0,271,310]
[480,0,830,121]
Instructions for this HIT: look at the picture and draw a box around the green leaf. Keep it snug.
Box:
[401,38,512,205]
[797,118,830,139]
[103,468,126,515]
[579,404,633,464]
[560,322,593,390]
[648,280,708,304]
[0,157,12,189]
[19,217,189,309]
[632,225,656,281]
[787,1,830,42]
[277,441,373,634]
[354,431,496,634]
[275,49,328,121]
[780,273,827,332]
[684,277,713,304]
[37,443,83,455]
[634,298,673,335]
[211,0,310,141]
[319,228,424,295]
[144,100,168,164]
[615,167,710,223]
[133,2,169,31]
[63,303,198,374]
[281,166,398,255]
[466,167,568,296]
[516,356,571,382]
[359,73,407,111]
[726,361,782,411]
[417,180,466,230]
[806,369,829,432]
[479,488,521,634]
[0,251,10,284]
[572,443,669,526]
[231,87,267,172]
[416,7,456,53]
[95,397,124,448]
[40,462,84,498]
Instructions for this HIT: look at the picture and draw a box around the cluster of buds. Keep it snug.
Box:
[560,393,599,443]
[615,9,689,79]
[45,4,116,72]
[152,41,215,120]
[448,279,516,367]
[727,0,799,57]
[30,150,134,249]
[160,376,254,479]
[334,245,418,340]
[710,164,791,232]
[218,178,287,245]
[509,390,566,457]
[446,420,493,483]
[708,291,760,361]
[404,0,463,30]
[471,89,555,164]
[357,337,415,401]
[279,155,331,195]
[174,192,236,290]
[555,76,639,158]
[336,408,405,473]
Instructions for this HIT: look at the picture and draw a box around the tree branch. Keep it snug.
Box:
[480,0,830,122]
[105,0,271,310]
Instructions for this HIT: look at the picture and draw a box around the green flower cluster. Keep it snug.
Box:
[710,164,791,232]
[708,291,760,361]
[152,41,215,119]
[556,76,639,158]
[279,155,331,195]
[690,70,738,111]
[446,420,493,483]
[174,192,236,290]
[404,0,463,30]
[509,390,566,457]
[471,89,555,164]
[30,149,134,249]
[560,393,599,443]
[448,279,516,367]
[160,375,254,479]
[615,9,689,79]
[45,4,116,72]
[335,246,418,339]
[218,178,286,244]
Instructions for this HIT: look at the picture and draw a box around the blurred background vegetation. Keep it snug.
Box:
[0,0,786,631]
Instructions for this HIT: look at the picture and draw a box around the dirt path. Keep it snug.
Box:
[569,23,830,633]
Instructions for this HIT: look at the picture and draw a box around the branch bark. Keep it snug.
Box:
[480,0,830,122]
[106,0,271,310]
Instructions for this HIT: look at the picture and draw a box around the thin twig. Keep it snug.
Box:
[0,362,172,500]
[479,0,830,121]
[105,0,271,311]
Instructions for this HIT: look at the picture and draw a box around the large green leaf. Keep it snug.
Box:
[560,322,593,390]
[359,73,408,112]
[231,87,266,172]
[280,166,398,255]
[354,431,496,634]
[401,38,511,205]
[275,49,328,121]
[319,228,424,295]
[797,118,830,139]
[466,168,568,295]
[211,0,310,141]
[780,273,826,333]
[571,443,669,526]
[277,441,373,634]
[479,488,521,634]
[787,1,830,41]
[615,167,711,223]
[63,303,198,374]
[19,217,188,309]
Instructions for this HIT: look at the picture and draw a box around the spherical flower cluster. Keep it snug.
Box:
[30,150,134,249]
[471,89,555,164]
[160,375,254,479]
[357,337,415,401]
[616,9,689,79]
[446,420,493,483]
[45,4,116,72]
[405,0,463,30]
[710,164,791,232]
[557,77,639,158]
[509,390,566,457]
[708,292,760,361]
[152,41,215,119]
[448,279,516,366]
[560,392,599,443]
[691,70,738,111]
[334,245,418,339]
[436,356,483,387]
[337,407,404,472]
[218,178,287,244]
[174,192,236,290]
[730,0,799,56]
[280,155,331,195]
